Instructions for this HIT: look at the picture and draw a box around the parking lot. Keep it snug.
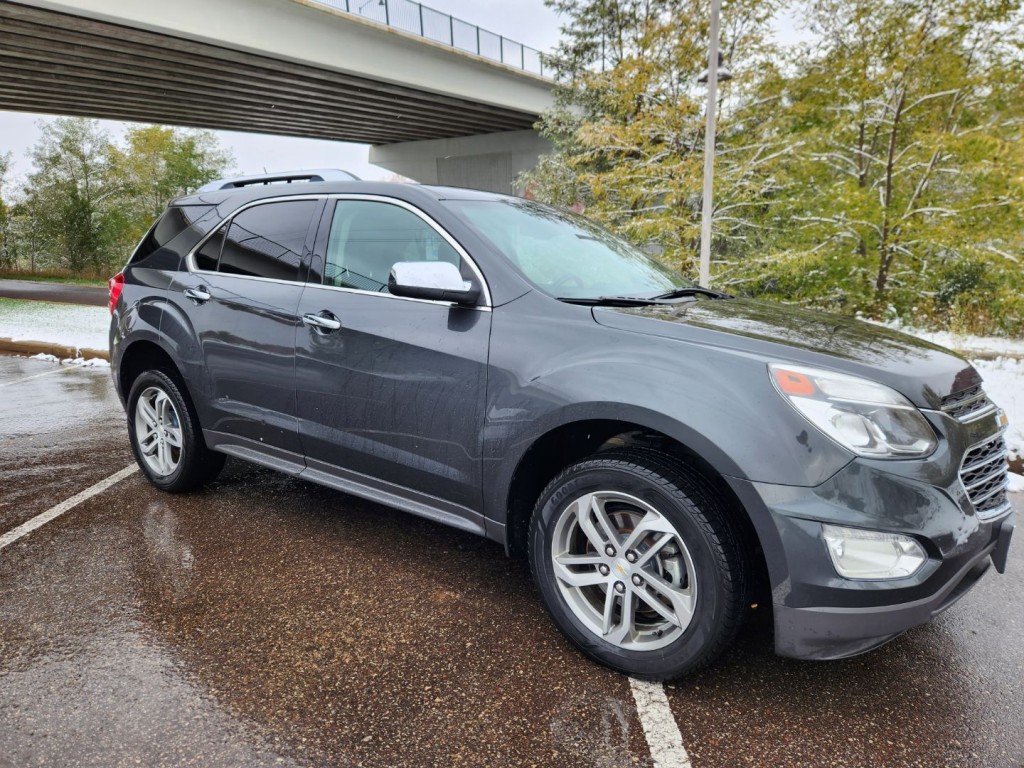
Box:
[1,354,1021,768]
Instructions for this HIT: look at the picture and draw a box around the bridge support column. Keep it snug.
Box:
[369,130,550,195]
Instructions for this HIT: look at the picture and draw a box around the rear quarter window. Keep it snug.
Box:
[130,205,218,265]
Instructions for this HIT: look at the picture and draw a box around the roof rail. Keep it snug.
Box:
[196,169,361,192]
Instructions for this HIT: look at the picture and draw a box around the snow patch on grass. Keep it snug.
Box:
[0,298,109,351]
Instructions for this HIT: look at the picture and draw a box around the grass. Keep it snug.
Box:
[0,270,107,286]
[0,298,37,310]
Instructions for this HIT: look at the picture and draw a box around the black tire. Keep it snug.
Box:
[126,369,225,492]
[528,449,747,680]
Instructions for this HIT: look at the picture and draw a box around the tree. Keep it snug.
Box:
[22,118,122,275]
[0,151,13,270]
[526,0,785,275]
[17,119,234,276]
[753,0,1024,329]
[526,0,1024,335]
[108,125,232,234]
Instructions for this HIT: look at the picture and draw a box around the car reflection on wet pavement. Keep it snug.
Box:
[1,355,1020,767]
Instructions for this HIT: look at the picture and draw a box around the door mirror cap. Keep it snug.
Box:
[388,262,481,306]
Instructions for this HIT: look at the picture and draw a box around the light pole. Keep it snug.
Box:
[697,0,731,288]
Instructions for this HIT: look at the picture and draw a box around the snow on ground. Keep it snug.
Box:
[30,352,110,368]
[875,319,1024,358]
[0,299,109,352]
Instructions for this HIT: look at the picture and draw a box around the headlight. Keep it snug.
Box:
[769,364,937,458]
[822,525,927,580]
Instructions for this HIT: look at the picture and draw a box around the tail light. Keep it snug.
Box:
[108,272,125,314]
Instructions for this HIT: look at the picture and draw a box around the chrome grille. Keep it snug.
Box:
[959,433,1010,519]
[941,384,996,423]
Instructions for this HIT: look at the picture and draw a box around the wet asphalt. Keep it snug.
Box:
[0,355,1020,768]
[0,280,107,307]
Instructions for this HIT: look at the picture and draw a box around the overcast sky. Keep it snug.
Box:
[0,0,802,186]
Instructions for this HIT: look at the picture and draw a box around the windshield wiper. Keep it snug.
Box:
[648,286,732,300]
[558,296,666,307]
[558,286,732,307]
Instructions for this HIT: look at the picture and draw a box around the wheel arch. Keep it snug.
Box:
[117,337,186,404]
[499,409,771,600]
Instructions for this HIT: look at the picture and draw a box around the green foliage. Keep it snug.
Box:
[527,0,1024,335]
[5,118,233,278]
[108,125,232,233]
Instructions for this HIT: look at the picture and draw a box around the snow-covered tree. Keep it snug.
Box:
[756,0,1024,330]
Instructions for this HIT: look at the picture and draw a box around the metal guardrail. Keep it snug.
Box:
[310,0,548,77]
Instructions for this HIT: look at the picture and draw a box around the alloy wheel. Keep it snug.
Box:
[550,490,698,651]
[134,385,184,477]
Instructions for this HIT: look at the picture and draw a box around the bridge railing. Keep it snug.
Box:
[310,0,548,77]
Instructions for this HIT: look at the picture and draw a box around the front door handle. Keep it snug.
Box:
[183,286,212,304]
[302,311,342,332]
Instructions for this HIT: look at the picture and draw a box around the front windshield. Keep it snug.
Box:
[444,199,689,299]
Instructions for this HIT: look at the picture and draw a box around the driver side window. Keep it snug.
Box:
[323,201,461,293]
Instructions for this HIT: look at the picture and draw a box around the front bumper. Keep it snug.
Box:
[727,464,1016,661]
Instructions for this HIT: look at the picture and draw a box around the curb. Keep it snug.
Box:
[0,337,110,362]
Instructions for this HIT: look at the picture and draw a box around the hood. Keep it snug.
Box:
[592,298,979,409]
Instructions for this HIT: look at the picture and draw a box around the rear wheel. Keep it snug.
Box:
[529,450,747,680]
[127,369,224,492]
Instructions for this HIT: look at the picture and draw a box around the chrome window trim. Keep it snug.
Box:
[185,193,493,310]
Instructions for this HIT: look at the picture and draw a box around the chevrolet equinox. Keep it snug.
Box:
[109,172,1016,680]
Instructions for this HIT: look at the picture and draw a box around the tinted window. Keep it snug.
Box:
[131,204,216,263]
[324,201,460,292]
[194,224,226,271]
[218,200,317,282]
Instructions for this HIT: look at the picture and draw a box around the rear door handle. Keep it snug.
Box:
[302,312,342,332]
[183,286,211,304]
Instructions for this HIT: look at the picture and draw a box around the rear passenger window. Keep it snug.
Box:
[324,201,461,292]
[217,200,317,282]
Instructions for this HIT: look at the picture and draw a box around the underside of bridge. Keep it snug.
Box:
[0,0,553,192]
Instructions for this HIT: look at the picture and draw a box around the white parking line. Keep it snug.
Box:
[629,677,692,768]
[0,365,74,387]
[0,464,138,552]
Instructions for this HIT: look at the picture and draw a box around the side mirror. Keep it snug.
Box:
[388,261,481,306]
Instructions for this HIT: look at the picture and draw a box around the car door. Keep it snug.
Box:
[168,197,321,465]
[294,196,491,522]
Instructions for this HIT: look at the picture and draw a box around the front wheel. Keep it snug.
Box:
[127,369,224,492]
[529,450,747,680]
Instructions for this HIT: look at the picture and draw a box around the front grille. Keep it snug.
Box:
[959,434,1011,519]
[941,384,996,422]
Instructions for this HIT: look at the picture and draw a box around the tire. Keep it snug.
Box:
[126,369,225,492]
[528,449,747,680]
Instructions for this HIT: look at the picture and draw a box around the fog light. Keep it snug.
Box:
[822,525,927,580]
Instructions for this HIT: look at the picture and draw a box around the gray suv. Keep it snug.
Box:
[109,172,1016,680]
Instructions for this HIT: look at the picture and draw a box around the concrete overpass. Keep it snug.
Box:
[0,0,555,192]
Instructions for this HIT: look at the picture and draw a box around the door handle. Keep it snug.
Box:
[302,312,342,332]
[183,286,212,303]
